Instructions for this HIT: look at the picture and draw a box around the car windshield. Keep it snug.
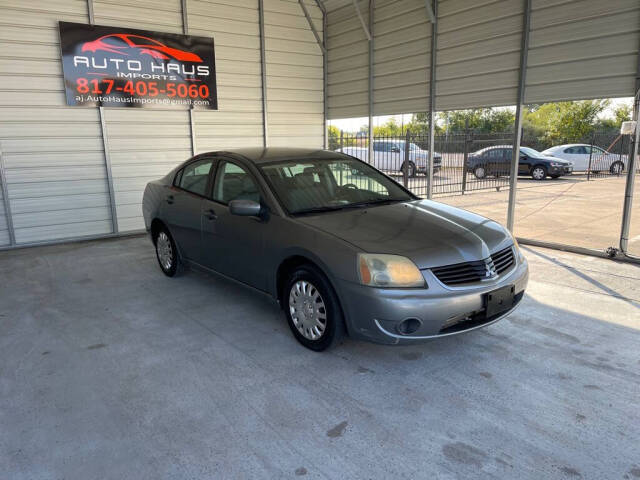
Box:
[520,147,546,159]
[260,158,414,215]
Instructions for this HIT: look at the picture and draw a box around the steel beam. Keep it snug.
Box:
[506,0,531,232]
[299,0,326,54]
[368,0,374,162]
[0,146,16,245]
[426,0,437,199]
[353,0,372,41]
[181,0,197,156]
[88,0,118,234]
[259,0,269,147]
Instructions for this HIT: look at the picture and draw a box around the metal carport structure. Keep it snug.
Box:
[0,0,639,258]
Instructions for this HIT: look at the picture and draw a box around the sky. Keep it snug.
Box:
[328,98,634,133]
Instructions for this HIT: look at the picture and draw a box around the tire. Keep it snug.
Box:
[610,161,624,175]
[473,165,487,179]
[531,165,547,180]
[154,226,181,277]
[401,161,417,178]
[283,265,345,351]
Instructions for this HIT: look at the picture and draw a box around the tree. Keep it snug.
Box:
[373,118,402,137]
[524,100,610,146]
[328,125,340,150]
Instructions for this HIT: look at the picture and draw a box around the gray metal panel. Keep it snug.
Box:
[435,0,524,111]
[189,0,265,153]
[525,0,640,103]
[0,1,113,245]
[265,0,325,147]
[373,0,430,115]
[327,0,370,119]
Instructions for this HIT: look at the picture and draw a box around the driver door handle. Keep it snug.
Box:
[204,208,217,220]
[166,195,174,204]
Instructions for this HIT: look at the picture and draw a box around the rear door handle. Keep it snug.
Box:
[204,208,217,220]
[166,195,174,205]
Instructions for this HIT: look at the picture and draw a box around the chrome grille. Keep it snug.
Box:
[431,246,515,286]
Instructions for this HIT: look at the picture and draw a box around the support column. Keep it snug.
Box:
[620,90,640,254]
[319,1,328,149]
[507,0,531,232]
[427,0,437,199]
[368,0,374,162]
[259,0,269,147]
[87,0,118,233]
[0,147,16,245]
[181,0,197,156]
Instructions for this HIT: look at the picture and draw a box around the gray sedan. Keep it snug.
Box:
[143,147,528,351]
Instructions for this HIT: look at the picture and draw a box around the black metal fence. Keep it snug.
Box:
[331,129,635,198]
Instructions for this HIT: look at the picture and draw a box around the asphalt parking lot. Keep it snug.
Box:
[1,236,639,479]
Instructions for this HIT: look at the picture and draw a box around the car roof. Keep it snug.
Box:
[547,144,588,149]
[197,147,346,165]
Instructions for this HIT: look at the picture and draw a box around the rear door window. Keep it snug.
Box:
[178,158,214,196]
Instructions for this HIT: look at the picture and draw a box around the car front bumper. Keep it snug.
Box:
[336,254,529,345]
[549,165,573,175]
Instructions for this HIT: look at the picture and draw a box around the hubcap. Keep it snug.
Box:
[156,232,173,271]
[289,280,327,341]
[612,163,622,174]
[533,168,544,180]
[476,167,485,178]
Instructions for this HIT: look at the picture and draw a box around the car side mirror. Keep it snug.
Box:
[229,199,261,216]
[391,147,400,153]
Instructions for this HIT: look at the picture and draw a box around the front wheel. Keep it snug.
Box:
[401,161,417,178]
[284,265,344,351]
[610,161,624,175]
[531,165,547,180]
[154,227,180,277]
[473,165,487,179]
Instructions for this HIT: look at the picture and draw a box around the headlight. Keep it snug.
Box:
[550,162,564,167]
[512,237,525,263]
[358,253,425,288]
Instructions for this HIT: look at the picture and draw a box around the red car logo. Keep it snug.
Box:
[82,33,202,62]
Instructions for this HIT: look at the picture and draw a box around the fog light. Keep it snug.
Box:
[397,318,422,335]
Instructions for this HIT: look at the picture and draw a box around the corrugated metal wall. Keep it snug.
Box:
[325,0,639,119]
[0,0,325,246]
[327,0,370,119]
[0,0,114,244]
[265,0,324,147]
[93,0,192,233]
[525,0,640,103]
[373,0,430,115]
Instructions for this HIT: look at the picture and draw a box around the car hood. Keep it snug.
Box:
[296,200,512,269]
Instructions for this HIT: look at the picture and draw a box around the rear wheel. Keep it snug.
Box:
[154,227,180,277]
[283,265,344,351]
[473,165,487,179]
[531,165,547,180]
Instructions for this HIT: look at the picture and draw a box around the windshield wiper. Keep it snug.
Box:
[292,198,405,215]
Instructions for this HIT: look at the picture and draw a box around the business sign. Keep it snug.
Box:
[58,22,217,109]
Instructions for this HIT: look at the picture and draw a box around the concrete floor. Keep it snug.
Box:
[1,236,639,479]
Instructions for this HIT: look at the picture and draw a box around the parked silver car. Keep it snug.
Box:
[338,140,442,177]
[541,144,626,174]
[143,148,528,351]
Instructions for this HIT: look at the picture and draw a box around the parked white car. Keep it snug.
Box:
[337,140,442,177]
[541,144,626,174]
